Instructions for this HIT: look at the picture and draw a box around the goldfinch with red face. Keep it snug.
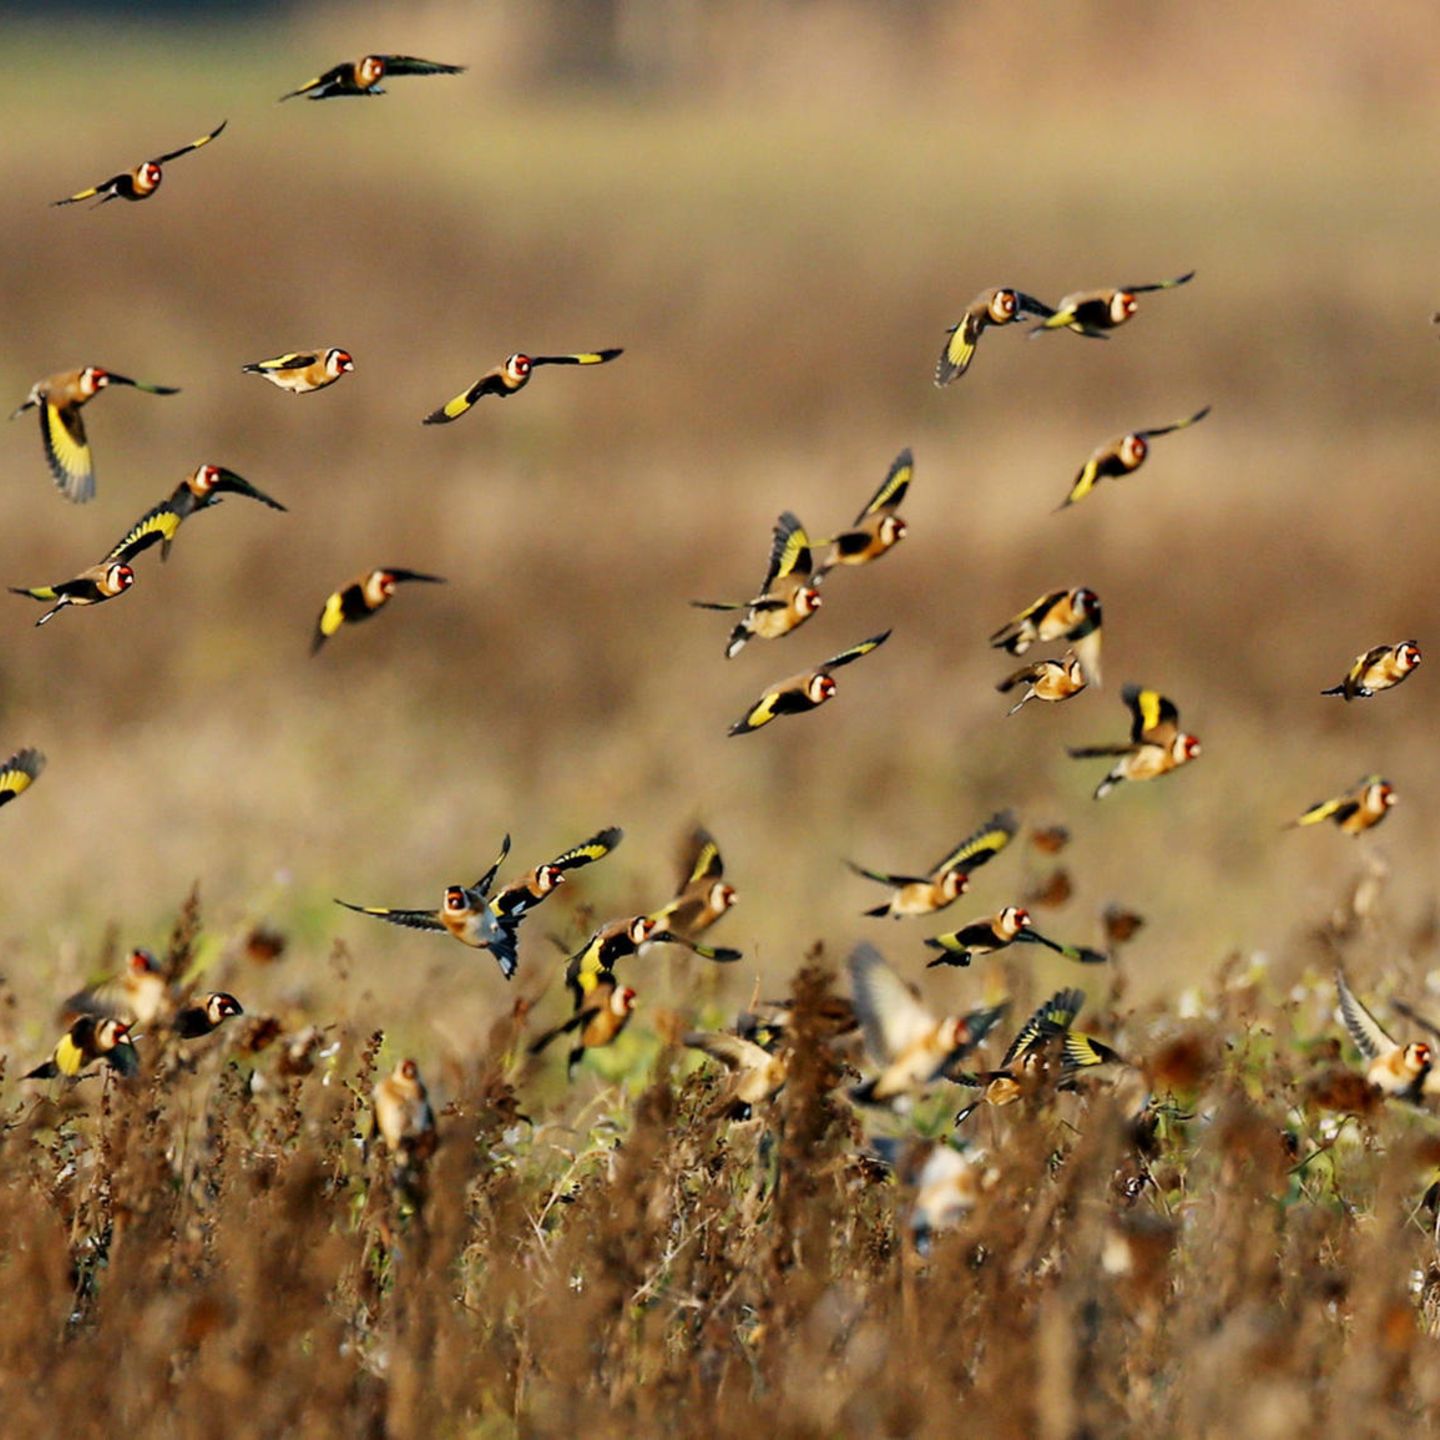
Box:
[174,992,244,1039]
[1030,271,1195,339]
[934,287,1056,384]
[1288,775,1396,836]
[25,1016,138,1081]
[849,810,1017,920]
[1322,642,1421,700]
[1335,968,1436,1100]
[693,511,821,658]
[684,1031,787,1118]
[649,827,737,937]
[52,121,226,206]
[372,1058,438,1163]
[489,826,623,923]
[243,348,353,394]
[814,450,911,577]
[529,976,637,1077]
[989,587,1102,686]
[925,906,1107,967]
[336,845,520,978]
[1058,407,1210,509]
[280,55,466,101]
[9,367,179,503]
[847,943,1001,1106]
[311,567,444,653]
[107,465,286,565]
[565,915,741,1004]
[1068,684,1200,800]
[727,631,890,735]
[63,948,168,1027]
[996,651,1087,715]
[0,747,44,809]
[11,560,134,626]
[422,349,622,423]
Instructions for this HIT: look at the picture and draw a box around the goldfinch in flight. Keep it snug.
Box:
[52,121,226,206]
[683,1031,787,1118]
[565,915,741,1004]
[280,55,466,101]
[311,567,444,653]
[1321,642,1421,700]
[371,1058,438,1165]
[951,986,1086,1124]
[989,587,1102,686]
[814,449,912,577]
[849,810,1017,920]
[63,947,168,1027]
[846,942,1000,1106]
[529,975,638,1077]
[934,287,1055,384]
[1288,775,1396,837]
[9,367,179,503]
[1068,684,1201,800]
[242,348,354,394]
[174,992,244,1039]
[24,1016,139,1081]
[421,349,622,424]
[1058,406,1210,509]
[1030,271,1195,339]
[924,906,1107,967]
[650,827,737,937]
[996,651,1087,715]
[336,845,521,978]
[11,560,134,626]
[489,826,623,923]
[1335,968,1437,1100]
[0,747,44,810]
[727,631,891,735]
[693,511,821,658]
[107,465,286,565]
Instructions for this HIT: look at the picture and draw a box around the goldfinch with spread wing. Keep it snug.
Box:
[1322,642,1421,700]
[10,367,179,503]
[107,465,286,564]
[280,55,465,101]
[683,1031,787,1117]
[529,976,637,1077]
[848,810,1017,920]
[951,987,1085,1122]
[989,587,1102,685]
[925,906,1107,967]
[814,450,911,577]
[311,568,444,653]
[1068,684,1201,800]
[11,560,134,626]
[1030,271,1195,339]
[564,915,741,1004]
[63,948,168,1027]
[996,651,1087,715]
[422,349,622,423]
[0,747,44,809]
[934,287,1055,384]
[649,827,737,936]
[174,992,244,1038]
[727,631,891,735]
[847,942,998,1106]
[372,1059,437,1164]
[1335,968,1435,1100]
[1288,775,1395,836]
[489,826,623,923]
[1058,407,1210,509]
[693,511,821,658]
[242,348,353,394]
[52,121,226,206]
[25,1016,138,1081]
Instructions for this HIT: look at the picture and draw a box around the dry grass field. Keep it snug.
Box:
[4,2,1440,1434]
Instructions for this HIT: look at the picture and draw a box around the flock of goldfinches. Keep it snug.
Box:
[5,49,1427,1202]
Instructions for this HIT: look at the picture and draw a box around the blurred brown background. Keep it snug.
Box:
[1,0,1436,1059]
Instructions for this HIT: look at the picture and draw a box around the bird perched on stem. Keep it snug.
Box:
[11,560,134,626]
[1287,776,1396,837]
[728,631,890,735]
[996,651,1087,715]
[311,567,444,653]
[693,511,821,658]
[1068,685,1200,800]
[934,287,1055,383]
[1321,642,1421,701]
[371,1058,438,1167]
[989,587,1102,686]
[107,465,286,564]
[925,907,1107,967]
[422,350,621,423]
[1058,407,1210,510]
[10,367,179,503]
[281,55,466,101]
[813,450,912,578]
[243,348,353,395]
[848,810,1017,920]
[52,121,226,206]
[25,1016,138,1081]
[1030,271,1195,339]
